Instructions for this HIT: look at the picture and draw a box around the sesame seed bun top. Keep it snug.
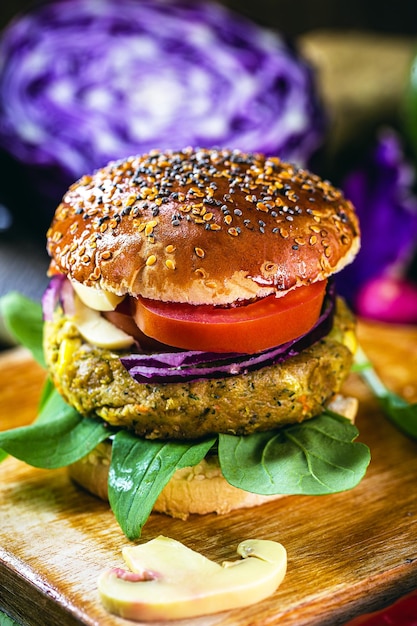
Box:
[46,147,360,305]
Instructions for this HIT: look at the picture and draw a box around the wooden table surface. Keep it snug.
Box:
[0,318,417,626]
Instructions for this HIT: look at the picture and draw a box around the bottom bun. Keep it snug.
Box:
[68,394,358,520]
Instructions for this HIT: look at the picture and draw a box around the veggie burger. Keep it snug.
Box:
[40,147,367,538]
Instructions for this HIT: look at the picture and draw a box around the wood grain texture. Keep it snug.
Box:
[1,319,417,626]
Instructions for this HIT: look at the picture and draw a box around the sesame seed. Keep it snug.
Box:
[165,259,176,270]
[51,231,63,242]
[195,247,205,258]
[146,255,157,266]
[125,194,136,206]
[89,266,101,280]
[165,244,176,253]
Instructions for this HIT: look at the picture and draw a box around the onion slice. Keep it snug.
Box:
[42,274,74,321]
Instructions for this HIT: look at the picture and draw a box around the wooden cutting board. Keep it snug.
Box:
[1,319,417,626]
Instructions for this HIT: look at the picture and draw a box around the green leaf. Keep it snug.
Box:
[38,377,56,412]
[218,412,370,496]
[0,292,45,367]
[378,394,417,440]
[108,432,216,540]
[355,345,417,442]
[0,408,111,469]
[0,384,74,464]
[35,385,74,425]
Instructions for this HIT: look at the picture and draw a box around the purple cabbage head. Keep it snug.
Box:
[0,0,325,210]
[338,128,417,319]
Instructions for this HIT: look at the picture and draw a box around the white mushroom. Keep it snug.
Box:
[72,293,134,349]
[98,535,287,621]
[71,279,124,311]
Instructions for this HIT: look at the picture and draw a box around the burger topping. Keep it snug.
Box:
[121,283,335,384]
[73,294,135,350]
[62,275,328,354]
[70,279,124,311]
[98,536,287,621]
[44,275,336,382]
[132,281,327,353]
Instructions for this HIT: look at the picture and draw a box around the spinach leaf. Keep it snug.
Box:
[378,395,417,440]
[35,385,74,424]
[218,412,370,495]
[0,292,45,367]
[38,377,56,412]
[0,408,111,468]
[108,432,216,540]
[355,346,417,441]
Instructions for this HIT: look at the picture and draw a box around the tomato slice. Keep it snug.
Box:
[132,281,327,354]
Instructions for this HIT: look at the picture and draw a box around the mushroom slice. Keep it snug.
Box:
[98,535,287,621]
[71,279,124,311]
[72,294,134,349]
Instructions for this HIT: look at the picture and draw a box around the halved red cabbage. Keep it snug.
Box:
[0,0,325,208]
[120,284,335,383]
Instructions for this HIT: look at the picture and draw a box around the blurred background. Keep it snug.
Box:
[1,0,417,345]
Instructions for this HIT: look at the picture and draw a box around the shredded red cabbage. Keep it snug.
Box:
[120,284,335,383]
[0,0,325,208]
